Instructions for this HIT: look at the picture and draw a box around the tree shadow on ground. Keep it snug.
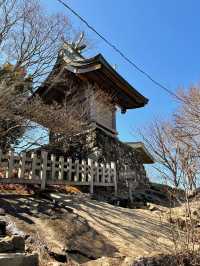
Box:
[0,193,119,263]
[52,193,176,255]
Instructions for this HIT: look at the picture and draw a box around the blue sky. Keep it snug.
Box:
[41,0,200,179]
[42,0,200,138]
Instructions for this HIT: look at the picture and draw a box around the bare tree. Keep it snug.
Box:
[141,120,181,187]
[174,87,200,189]
[140,86,200,190]
[0,0,22,47]
[0,0,115,155]
[0,63,31,150]
[141,119,198,190]
[175,87,200,157]
[0,0,73,150]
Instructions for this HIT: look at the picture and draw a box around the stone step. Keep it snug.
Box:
[0,253,38,266]
[0,236,25,253]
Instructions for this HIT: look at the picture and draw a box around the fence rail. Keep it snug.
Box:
[0,150,117,194]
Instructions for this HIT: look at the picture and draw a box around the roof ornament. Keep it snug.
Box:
[60,32,87,62]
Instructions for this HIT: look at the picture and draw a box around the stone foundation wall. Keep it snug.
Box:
[91,128,149,197]
[48,127,149,197]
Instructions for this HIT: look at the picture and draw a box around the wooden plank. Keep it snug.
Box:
[106,163,111,184]
[101,163,105,184]
[41,151,48,190]
[95,161,99,184]
[74,160,79,182]
[88,158,94,194]
[0,178,41,185]
[30,152,37,180]
[46,180,114,186]
[0,178,114,186]
[46,180,90,186]
[6,150,14,178]
[81,160,86,182]
[58,156,64,180]
[51,154,56,180]
[18,152,26,179]
[111,162,117,196]
[67,158,72,182]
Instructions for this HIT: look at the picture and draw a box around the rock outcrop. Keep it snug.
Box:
[0,219,38,266]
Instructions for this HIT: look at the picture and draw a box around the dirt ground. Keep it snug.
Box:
[0,190,177,265]
[51,193,174,257]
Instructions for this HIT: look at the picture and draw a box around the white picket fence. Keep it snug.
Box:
[0,149,117,194]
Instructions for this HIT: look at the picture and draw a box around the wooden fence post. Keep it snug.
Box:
[51,154,56,180]
[106,163,111,184]
[74,160,79,182]
[81,160,86,182]
[6,150,14,178]
[18,152,26,179]
[41,151,48,190]
[111,162,117,196]
[30,152,37,180]
[95,161,99,184]
[58,156,64,180]
[101,163,105,184]
[67,158,72,182]
[88,158,94,194]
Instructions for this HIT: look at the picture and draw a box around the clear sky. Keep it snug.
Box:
[41,0,200,179]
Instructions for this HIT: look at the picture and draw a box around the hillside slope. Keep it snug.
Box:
[0,190,176,265]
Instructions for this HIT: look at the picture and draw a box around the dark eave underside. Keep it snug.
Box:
[34,54,148,109]
[64,54,148,109]
[126,142,154,164]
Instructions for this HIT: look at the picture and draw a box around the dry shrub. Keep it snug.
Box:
[136,251,200,266]
[65,186,81,194]
[0,184,33,195]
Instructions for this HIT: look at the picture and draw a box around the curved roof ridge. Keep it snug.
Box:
[64,53,148,106]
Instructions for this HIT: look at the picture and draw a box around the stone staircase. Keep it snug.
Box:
[0,219,38,266]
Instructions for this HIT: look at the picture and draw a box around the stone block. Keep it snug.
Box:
[0,236,25,253]
[0,253,39,266]
[12,236,25,252]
